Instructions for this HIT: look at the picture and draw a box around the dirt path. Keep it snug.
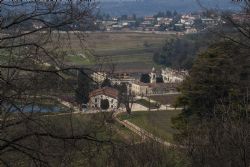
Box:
[113,111,176,147]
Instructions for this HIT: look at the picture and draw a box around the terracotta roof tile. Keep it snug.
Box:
[89,87,119,99]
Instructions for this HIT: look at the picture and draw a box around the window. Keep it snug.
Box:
[95,98,98,102]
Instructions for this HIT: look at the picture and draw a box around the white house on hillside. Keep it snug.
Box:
[131,67,187,96]
[131,82,177,96]
[91,72,107,84]
[161,68,187,83]
[131,81,150,96]
[88,87,119,110]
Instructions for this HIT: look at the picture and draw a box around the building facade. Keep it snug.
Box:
[131,82,178,96]
[131,82,150,96]
[131,67,187,96]
[149,67,157,83]
[89,87,119,110]
[161,67,187,83]
[91,72,107,84]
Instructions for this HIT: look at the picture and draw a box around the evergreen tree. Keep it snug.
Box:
[165,10,172,17]
[101,78,112,88]
[100,99,109,110]
[173,41,249,137]
[140,74,150,83]
[156,76,163,83]
[75,69,93,105]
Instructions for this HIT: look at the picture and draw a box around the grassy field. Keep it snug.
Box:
[119,110,181,142]
[3,112,140,166]
[1,32,174,71]
[44,112,138,143]
[148,94,180,106]
[135,99,160,109]
[63,32,174,68]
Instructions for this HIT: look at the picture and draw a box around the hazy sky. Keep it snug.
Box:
[98,0,240,16]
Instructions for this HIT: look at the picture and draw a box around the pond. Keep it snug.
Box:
[5,104,64,113]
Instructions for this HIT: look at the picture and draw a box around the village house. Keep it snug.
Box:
[162,67,187,83]
[201,17,221,26]
[91,72,107,84]
[131,81,150,96]
[232,13,250,23]
[88,87,119,110]
[131,82,177,96]
[91,71,135,85]
[91,67,187,97]
[158,18,173,26]
[131,67,185,96]
[109,72,135,85]
[180,14,196,26]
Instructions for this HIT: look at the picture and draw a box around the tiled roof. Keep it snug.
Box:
[89,87,119,99]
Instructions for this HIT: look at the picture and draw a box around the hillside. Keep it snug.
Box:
[99,0,240,16]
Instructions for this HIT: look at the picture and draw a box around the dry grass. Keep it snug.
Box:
[57,32,174,66]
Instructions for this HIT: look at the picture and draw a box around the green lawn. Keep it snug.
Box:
[135,99,160,109]
[148,94,180,106]
[119,110,181,142]
[65,54,92,65]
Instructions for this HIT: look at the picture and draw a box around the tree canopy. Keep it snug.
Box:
[100,99,110,110]
[101,78,112,88]
[172,39,250,166]
[140,74,150,83]
[153,33,216,69]
[75,69,95,105]
[174,41,248,121]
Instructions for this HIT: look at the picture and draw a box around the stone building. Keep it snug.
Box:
[161,67,187,83]
[149,67,157,83]
[131,82,178,96]
[88,87,119,110]
[131,67,187,96]
[91,72,107,84]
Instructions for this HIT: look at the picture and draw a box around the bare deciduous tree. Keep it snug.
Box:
[181,95,250,167]
[0,1,122,166]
